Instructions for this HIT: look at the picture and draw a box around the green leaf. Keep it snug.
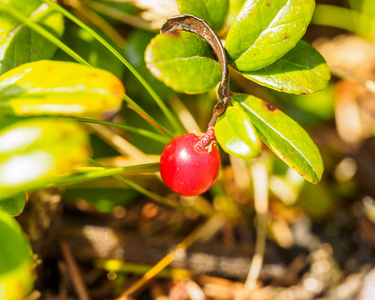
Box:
[145,31,221,94]
[238,41,331,94]
[0,2,64,74]
[177,0,229,32]
[124,29,176,102]
[0,210,34,299]
[0,193,26,216]
[0,60,125,117]
[227,0,246,25]
[225,0,315,71]
[0,0,41,40]
[0,118,91,199]
[232,93,323,183]
[215,104,261,159]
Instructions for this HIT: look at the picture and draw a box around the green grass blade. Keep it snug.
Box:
[52,163,160,186]
[89,159,214,216]
[66,117,171,144]
[0,2,90,66]
[124,94,175,138]
[1,1,175,138]
[43,0,184,134]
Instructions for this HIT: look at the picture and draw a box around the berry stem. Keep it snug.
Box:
[195,127,215,152]
[195,99,230,152]
[161,14,232,151]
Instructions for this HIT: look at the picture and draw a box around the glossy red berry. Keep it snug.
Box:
[160,133,220,196]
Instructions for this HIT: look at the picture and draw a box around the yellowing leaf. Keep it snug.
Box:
[0,2,64,74]
[0,118,91,199]
[0,60,125,117]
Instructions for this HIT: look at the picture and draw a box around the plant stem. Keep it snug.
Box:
[43,0,184,134]
[85,123,148,160]
[161,14,231,137]
[68,0,126,47]
[83,0,153,31]
[116,214,226,298]
[245,161,269,290]
[52,163,160,187]
[195,99,229,151]
[88,159,214,217]
[66,117,171,144]
[161,14,230,104]
[60,242,91,300]
[124,95,175,138]
[331,67,375,94]
[195,127,215,152]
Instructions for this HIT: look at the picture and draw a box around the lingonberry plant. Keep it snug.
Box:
[151,1,329,192]
[0,0,330,298]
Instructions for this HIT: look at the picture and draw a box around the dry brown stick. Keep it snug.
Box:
[331,67,375,94]
[85,123,147,161]
[60,242,91,300]
[55,220,287,280]
[150,283,168,300]
[245,161,269,289]
[57,261,69,298]
[117,214,226,298]
[67,0,126,47]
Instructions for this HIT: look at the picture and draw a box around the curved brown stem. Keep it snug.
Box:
[161,14,230,105]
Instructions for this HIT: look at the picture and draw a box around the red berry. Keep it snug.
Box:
[160,133,220,196]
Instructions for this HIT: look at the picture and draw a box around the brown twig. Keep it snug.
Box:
[125,103,173,137]
[66,0,126,47]
[245,161,269,290]
[331,67,375,94]
[84,123,147,161]
[116,214,226,298]
[60,242,91,300]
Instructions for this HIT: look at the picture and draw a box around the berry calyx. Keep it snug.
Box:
[159,132,220,196]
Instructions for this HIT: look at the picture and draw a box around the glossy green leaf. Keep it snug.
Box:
[225,0,315,71]
[124,29,176,102]
[0,118,91,199]
[0,60,125,117]
[0,193,26,216]
[0,2,64,74]
[232,93,323,183]
[227,0,246,25]
[145,31,221,94]
[0,210,34,299]
[177,0,229,31]
[215,104,261,159]
[239,41,330,94]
